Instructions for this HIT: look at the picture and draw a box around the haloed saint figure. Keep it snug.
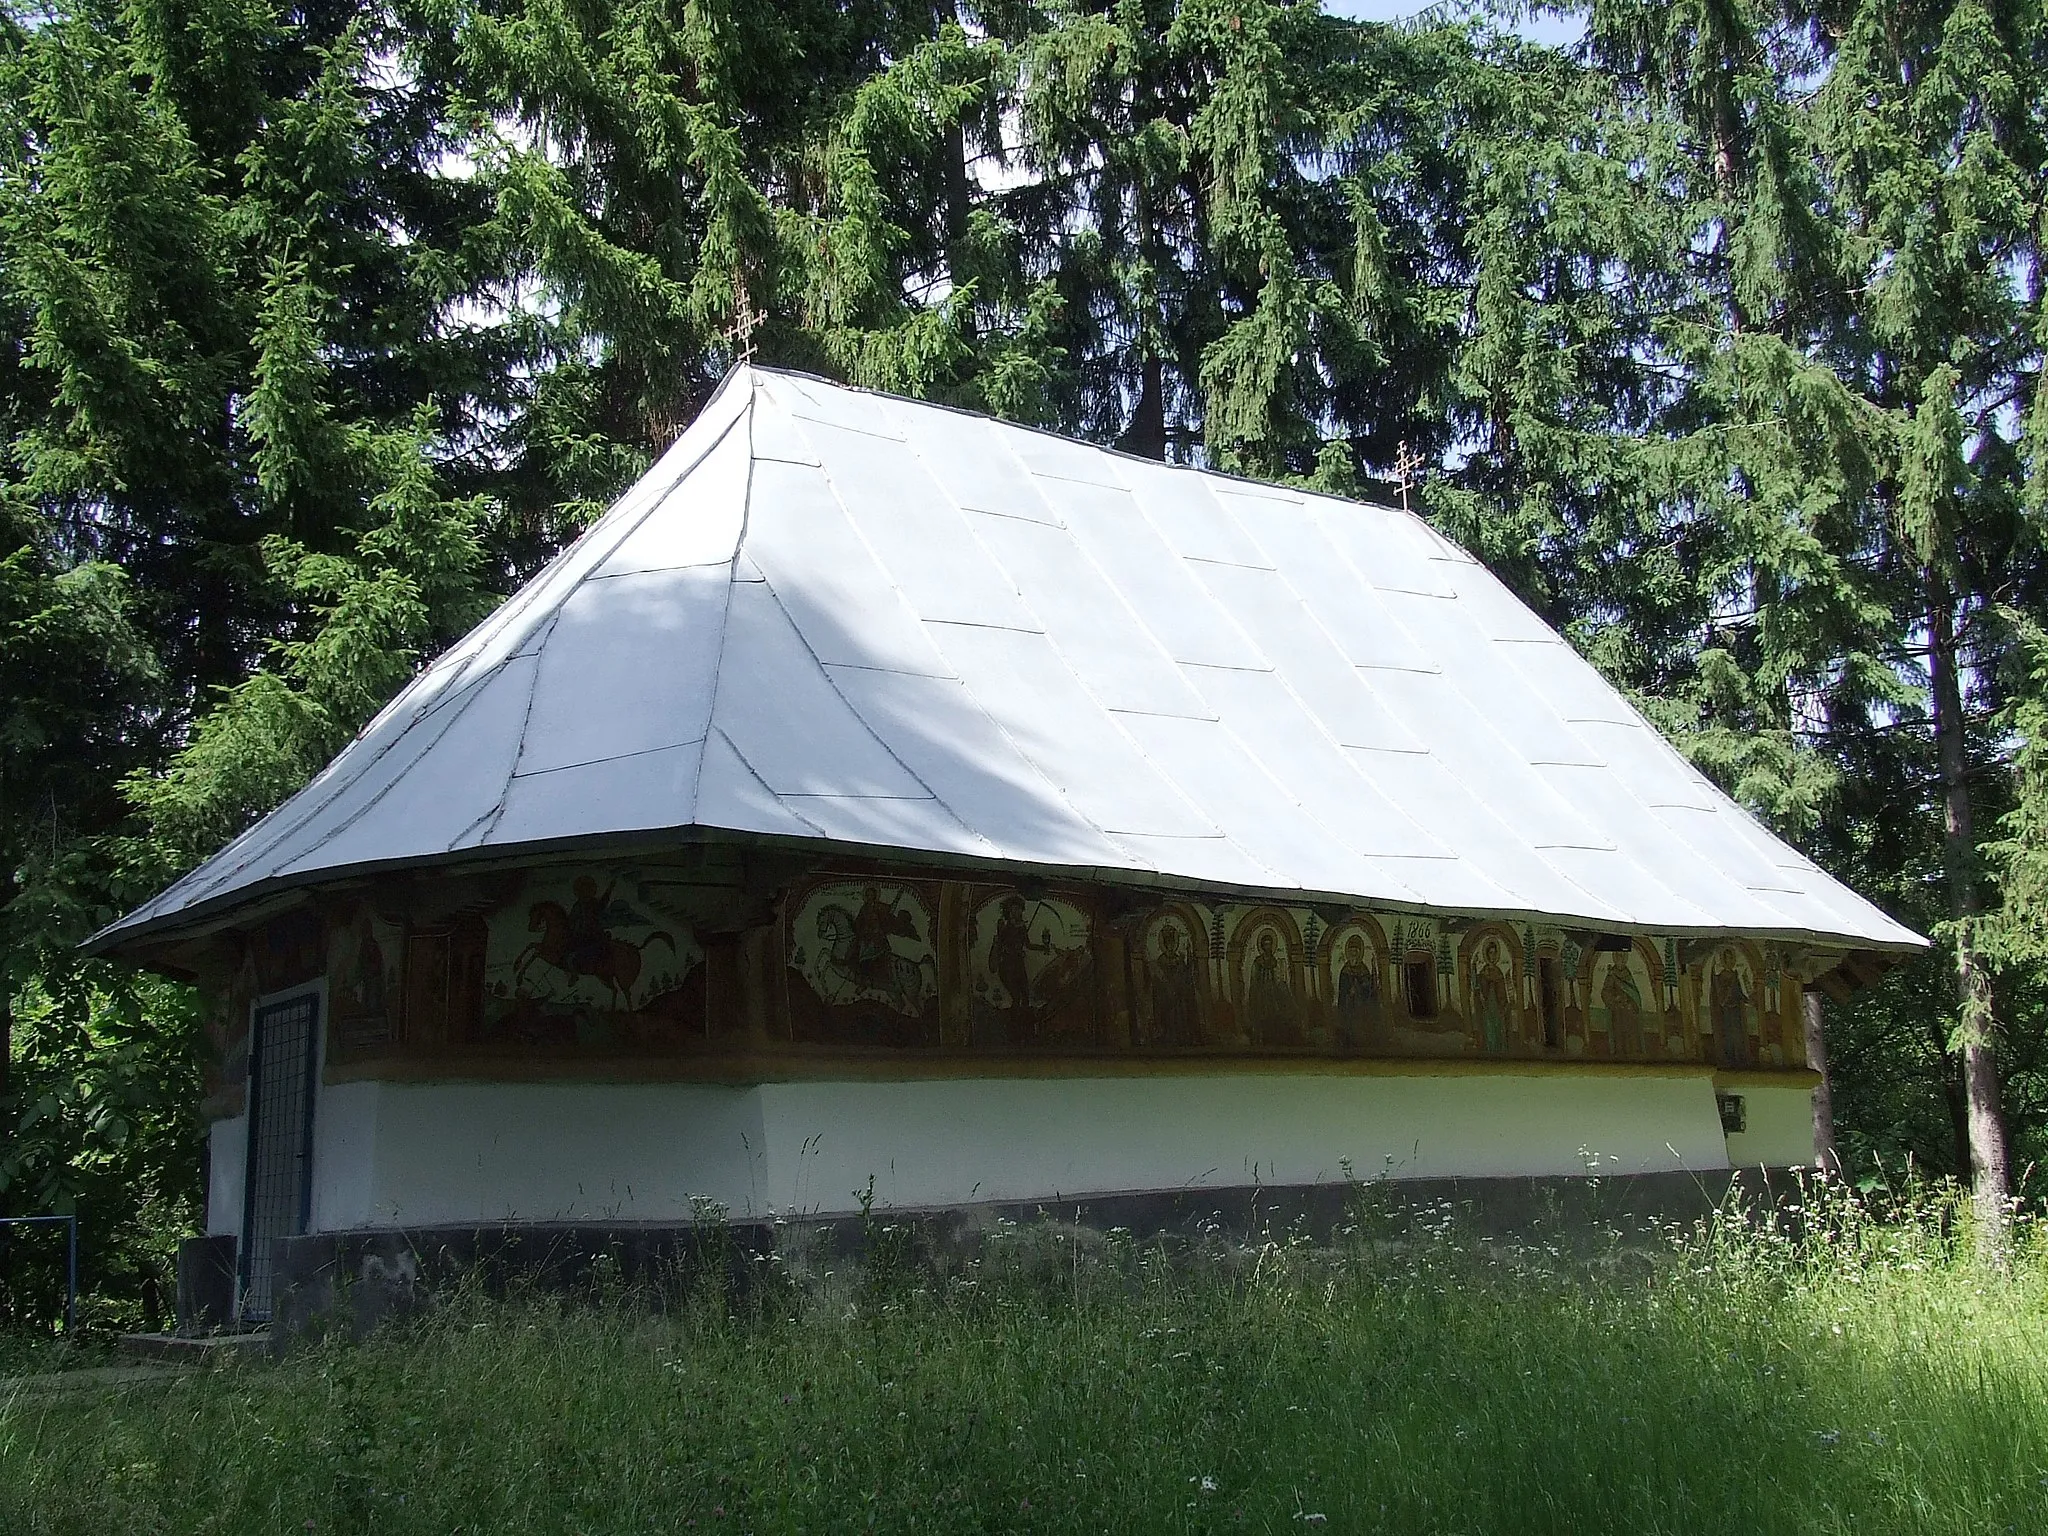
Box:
[1712,955,1753,1068]
[1604,958,1644,1056]
[1334,933,1377,1047]
[1150,921,1200,1046]
[1472,938,1512,1054]
[1246,928,1300,1046]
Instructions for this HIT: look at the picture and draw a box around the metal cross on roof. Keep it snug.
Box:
[1394,440,1427,514]
[726,274,766,364]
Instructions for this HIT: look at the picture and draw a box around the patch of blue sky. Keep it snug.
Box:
[1324,1,1585,51]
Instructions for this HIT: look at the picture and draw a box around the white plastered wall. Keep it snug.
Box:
[1722,1082,1819,1169]
[305,1081,771,1229]
[206,1115,248,1238]
[269,1070,1764,1230]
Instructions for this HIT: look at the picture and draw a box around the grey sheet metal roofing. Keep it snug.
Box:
[97,365,1924,954]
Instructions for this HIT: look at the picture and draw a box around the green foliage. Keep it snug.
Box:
[0,0,503,1317]
[5,1199,2048,1532]
[0,959,200,1331]
[127,410,491,865]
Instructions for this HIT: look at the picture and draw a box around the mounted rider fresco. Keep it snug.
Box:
[784,880,942,1048]
[850,884,922,999]
[495,873,690,1036]
[563,877,619,979]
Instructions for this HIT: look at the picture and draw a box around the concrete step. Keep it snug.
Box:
[115,1330,270,1365]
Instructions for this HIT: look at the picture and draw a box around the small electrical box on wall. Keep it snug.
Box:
[1716,1092,1748,1135]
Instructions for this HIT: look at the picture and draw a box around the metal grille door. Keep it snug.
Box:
[241,993,319,1322]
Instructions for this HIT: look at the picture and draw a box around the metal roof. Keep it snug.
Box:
[97,366,1923,953]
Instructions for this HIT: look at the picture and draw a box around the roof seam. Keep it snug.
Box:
[963,414,1224,845]
[922,617,1045,635]
[739,364,1424,519]
[466,610,564,849]
[586,558,737,580]
[417,383,754,700]
[509,736,710,781]
[708,728,828,838]
[682,383,761,826]
[881,401,1159,849]
[204,659,520,892]
[713,390,997,848]
[759,410,1000,854]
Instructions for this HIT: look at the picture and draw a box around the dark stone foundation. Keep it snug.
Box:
[209,1167,1810,1347]
[175,1234,238,1331]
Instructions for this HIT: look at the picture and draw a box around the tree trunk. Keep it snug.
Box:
[934,0,973,302]
[1120,353,1167,460]
[1930,1012,1971,1181]
[1927,576,2012,1249]
[1801,988,1841,1176]
[1119,132,1167,461]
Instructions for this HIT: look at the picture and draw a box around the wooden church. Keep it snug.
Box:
[95,366,1921,1321]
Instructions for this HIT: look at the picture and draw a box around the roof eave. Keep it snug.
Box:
[87,825,1929,975]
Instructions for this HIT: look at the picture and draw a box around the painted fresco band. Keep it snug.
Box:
[196,852,1836,1118]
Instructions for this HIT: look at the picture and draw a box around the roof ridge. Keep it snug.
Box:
[730,362,1417,523]
[682,378,759,829]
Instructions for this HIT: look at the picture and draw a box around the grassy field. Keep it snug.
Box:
[4,1187,2047,1535]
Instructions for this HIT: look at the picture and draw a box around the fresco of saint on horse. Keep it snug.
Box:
[485,873,701,1023]
[789,882,939,1022]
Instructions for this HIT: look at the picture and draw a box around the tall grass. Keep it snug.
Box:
[3,1180,2046,1534]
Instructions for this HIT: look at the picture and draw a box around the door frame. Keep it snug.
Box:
[238,981,325,1319]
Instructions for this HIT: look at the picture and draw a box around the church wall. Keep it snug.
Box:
[287,1069,1733,1226]
[206,1116,247,1239]
[308,1080,381,1233]
[1721,1081,1820,1169]
[303,1080,770,1229]
[750,1071,1732,1213]
[173,849,1847,1231]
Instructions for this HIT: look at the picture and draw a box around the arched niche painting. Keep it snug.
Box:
[1320,917,1388,1050]
[1587,946,1659,1059]
[1134,904,1209,1048]
[482,871,706,1052]
[1228,908,1305,1048]
[785,880,941,1049]
[326,899,404,1058]
[1702,943,1765,1069]
[966,891,1095,1049]
[1460,925,1524,1055]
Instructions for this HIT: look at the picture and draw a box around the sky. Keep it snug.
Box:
[1323,1,1586,51]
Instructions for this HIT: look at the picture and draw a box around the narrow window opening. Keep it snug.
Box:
[1404,957,1437,1019]
[1538,957,1563,1049]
